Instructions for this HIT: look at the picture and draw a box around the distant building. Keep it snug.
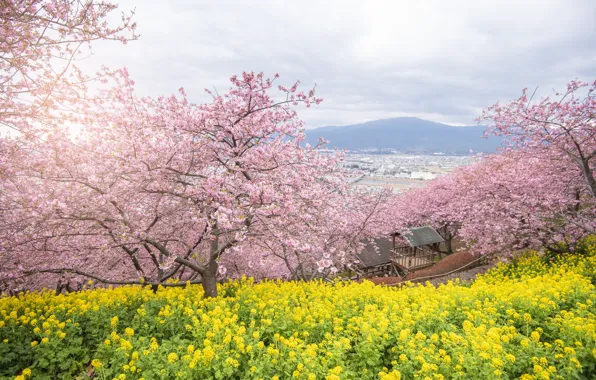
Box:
[410,171,436,180]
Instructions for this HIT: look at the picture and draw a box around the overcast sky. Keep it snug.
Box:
[87,0,596,128]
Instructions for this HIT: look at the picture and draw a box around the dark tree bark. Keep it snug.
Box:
[201,261,218,298]
[202,224,221,298]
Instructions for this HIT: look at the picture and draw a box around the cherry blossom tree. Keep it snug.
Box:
[456,152,590,254]
[1,71,389,297]
[387,149,593,257]
[386,79,596,258]
[480,80,596,199]
[221,188,393,281]
[1,0,137,294]
[388,176,466,257]
[0,2,390,297]
[1,0,137,136]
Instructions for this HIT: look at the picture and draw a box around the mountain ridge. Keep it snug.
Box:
[305,117,502,154]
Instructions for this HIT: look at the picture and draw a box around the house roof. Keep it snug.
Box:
[401,226,444,247]
[355,237,393,267]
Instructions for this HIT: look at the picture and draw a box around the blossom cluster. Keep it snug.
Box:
[1,238,596,379]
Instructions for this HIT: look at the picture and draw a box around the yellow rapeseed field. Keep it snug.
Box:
[2,237,596,379]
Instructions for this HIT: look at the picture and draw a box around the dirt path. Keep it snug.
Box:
[423,263,494,286]
[406,251,476,281]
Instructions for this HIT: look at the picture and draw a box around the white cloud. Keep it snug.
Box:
[84,0,596,127]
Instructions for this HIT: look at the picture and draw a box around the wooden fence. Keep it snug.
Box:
[391,249,437,271]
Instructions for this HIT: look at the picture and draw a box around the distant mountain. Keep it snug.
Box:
[305,117,502,154]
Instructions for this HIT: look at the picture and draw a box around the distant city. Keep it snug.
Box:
[304,117,497,193]
[344,153,474,193]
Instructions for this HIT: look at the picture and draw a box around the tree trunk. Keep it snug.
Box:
[201,260,218,298]
[446,233,454,255]
[580,158,596,198]
[203,225,220,298]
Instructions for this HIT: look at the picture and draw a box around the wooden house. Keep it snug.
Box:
[353,226,445,278]
[353,237,396,277]
[391,226,444,275]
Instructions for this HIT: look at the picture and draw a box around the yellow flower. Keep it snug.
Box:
[168,353,178,363]
[329,366,342,375]
[41,337,49,344]
[91,359,102,368]
[531,331,541,342]
[0,241,595,380]
[120,339,132,351]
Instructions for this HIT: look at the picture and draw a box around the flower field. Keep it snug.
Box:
[2,240,596,379]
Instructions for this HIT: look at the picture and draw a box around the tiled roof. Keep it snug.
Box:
[355,238,393,267]
[402,226,444,247]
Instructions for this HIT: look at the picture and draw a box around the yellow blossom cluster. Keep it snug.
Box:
[1,238,596,379]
